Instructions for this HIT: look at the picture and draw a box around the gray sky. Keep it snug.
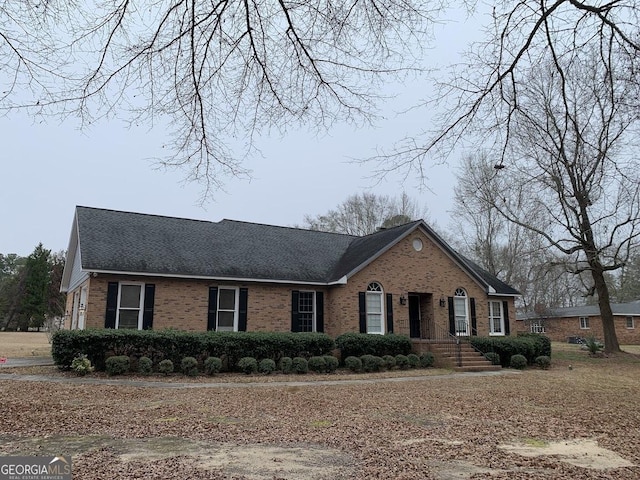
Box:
[0,9,482,257]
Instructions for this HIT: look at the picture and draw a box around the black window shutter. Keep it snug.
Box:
[207,287,218,331]
[238,288,248,331]
[470,298,477,335]
[105,282,118,329]
[386,293,394,334]
[316,292,324,333]
[142,284,155,330]
[503,300,511,335]
[291,290,300,332]
[448,297,455,335]
[358,292,367,333]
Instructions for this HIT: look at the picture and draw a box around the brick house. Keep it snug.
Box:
[516,301,640,344]
[60,206,520,344]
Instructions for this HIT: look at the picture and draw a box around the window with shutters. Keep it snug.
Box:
[298,291,316,332]
[116,283,145,329]
[217,287,239,331]
[366,282,385,334]
[488,301,504,335]
[453,288,469,336]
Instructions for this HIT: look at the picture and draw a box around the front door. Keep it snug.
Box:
[409,294,421,338]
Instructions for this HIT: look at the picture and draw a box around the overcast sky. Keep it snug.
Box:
[0,9,483,258]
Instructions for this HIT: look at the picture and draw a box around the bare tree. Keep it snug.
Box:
[0,1,444,197]
[303,192,428,235]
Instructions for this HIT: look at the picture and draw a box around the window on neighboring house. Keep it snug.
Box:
[488,301,504,335]
[530,320,546,334]
[366,282,384,334]
[453,288,469,335]
[117,283,144,329]
[216,287,238,331]
[626,316,635,329]
[580,316,590,329]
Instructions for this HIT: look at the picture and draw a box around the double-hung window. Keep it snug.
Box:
[530,320,546,334]
[216,287,239,331]
[626,316,635,329]
[579,316,590,329]
[488,301,504,335]
[117,283,145,329]
[297,291,316,332]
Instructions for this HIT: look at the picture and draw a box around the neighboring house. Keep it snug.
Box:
[60,206,520,346]
[516,301,640,344]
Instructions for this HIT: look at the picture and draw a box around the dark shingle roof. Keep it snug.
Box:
[72,206,519,295]
[518,301,640,320]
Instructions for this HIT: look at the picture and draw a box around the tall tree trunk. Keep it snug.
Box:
[592,267,621,353]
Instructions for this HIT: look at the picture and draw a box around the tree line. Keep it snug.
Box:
[0,244,65,331]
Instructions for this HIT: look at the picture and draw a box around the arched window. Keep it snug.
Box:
[366,282,385,334]
[453,288,469,336]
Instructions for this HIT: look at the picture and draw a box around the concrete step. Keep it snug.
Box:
[454,364,502,373]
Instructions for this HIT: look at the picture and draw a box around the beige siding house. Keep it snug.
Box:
[60,206,520,343]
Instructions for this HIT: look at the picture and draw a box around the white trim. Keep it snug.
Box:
[366,282,385,335]
[579,316,590,329]
[488,300,505,336]
[216,286,239,332]
[116,282,145,330]
[297,290,317,333]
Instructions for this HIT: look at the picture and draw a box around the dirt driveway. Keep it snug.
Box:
[1,341,640,479]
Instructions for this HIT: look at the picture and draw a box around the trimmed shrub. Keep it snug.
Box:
[237,357,258,374]
[407,353,420,368]
[71,354,94,376]
[471,336,541,367]
[204,356,222,375]
[419,352,435,368]
[138,356,153,375]
[181,356,199,376]
[382,355,396,370]
[258,358,277,374]
[395,354,409,370]
[484,352,501,366]
[292,357,308,374]
[518,333,552,357]
[335,333,412,359]
[105,355,130,376]
[279,356,293,374]
[535,355,551,370]
[308,356,327,373]
[158,359,174,375]
[323,355,339,373]
[510,354,527,370]
[360,355,384,373]
[344,356,362,372]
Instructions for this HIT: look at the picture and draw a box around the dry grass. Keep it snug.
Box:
[1,335,640,479]
[0,332,51,357]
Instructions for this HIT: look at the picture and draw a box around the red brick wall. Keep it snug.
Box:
[516,315,640,344]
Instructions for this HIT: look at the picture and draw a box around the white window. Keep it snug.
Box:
[579,316,590,329]
[530,320,546,334]
[116,283,145,329]
[217,287,239,331]
[626,316,635,329]
[453,288,469,336]
[298,291,316,332]
[488,301,504,335]
[366,282,384,334]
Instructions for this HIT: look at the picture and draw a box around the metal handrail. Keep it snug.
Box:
[431,323,463,367]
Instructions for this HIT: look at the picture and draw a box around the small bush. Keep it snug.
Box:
[204,356,222,375]
[279,356,293,374]
[583,336,604,355]
[382,355,396,370]
[258,358,277,374]
[308,356,327,373]
[237,357,258,374]
[181,356,199,376]
[484,352,501,366]
[158,359,174,375]
[395,354,409,370]
[407,353,420,368]
[419,352,435,368]
[535,355,551,370]
[105,355,130,376]
[344,356,362,372]
[292,357,308,374]
[138,356,153,375]
[510,354,527,370]
[323,355,339,373]
[361,354,384,372]
[71,354,94,376]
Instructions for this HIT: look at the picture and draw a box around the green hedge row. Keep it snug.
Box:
[335,333,412,359]
[469,334,551,367]
[52,330,335,372]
